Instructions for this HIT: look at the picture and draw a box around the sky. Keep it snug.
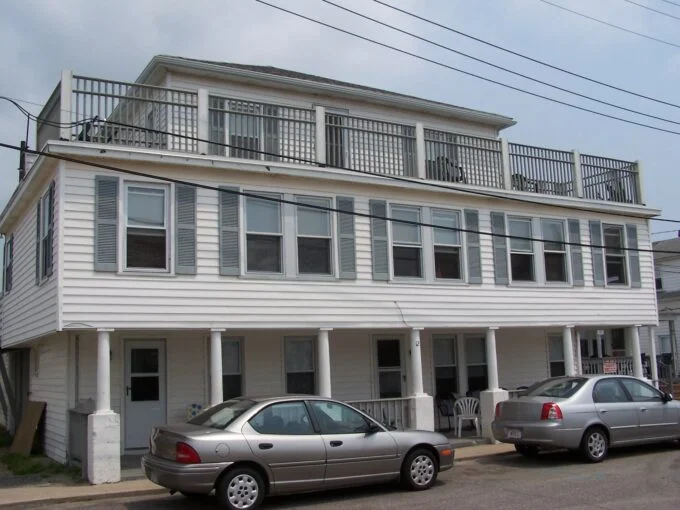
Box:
[1,0,680,247]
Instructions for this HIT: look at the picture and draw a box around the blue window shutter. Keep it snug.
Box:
[175,184,197,275]
[35,199,41,283]
[490,212,509,284]
[626,224,641,288]
[589,220,605,287]
[219,186,240,276]
[369,200,389,281]
[45,181,55,277]
[568,219,583,286]
[4,235,13,293]
[336,196,356,280]
[464,209,482,284]
[94,176,119,272]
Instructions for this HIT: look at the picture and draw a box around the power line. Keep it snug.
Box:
[372,0,680,111]
[319,0,680,126]
[254,0,680,137]
[623,0,680,21]
[652,229,679,235]
[2,140,679,256]
[658,0,680,8]
[537,0,680,49]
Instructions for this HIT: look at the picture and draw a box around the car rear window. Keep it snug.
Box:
[188,399,256,429]
[526,377,587,399]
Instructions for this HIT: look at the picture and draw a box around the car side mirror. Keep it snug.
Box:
[366,423,382,434]
[663,392,674,402]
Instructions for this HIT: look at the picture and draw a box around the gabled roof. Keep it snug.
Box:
[138,55,516,130]
[653,237,680,261]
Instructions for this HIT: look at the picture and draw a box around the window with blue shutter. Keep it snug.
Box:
[175,184,197,275]
[568,219,584,286]
[626,224,641,288]
[219,187,241,275]
[336,196,356,279]
[3,235,13,293]
[94,176,119,272]
[588,220,605,287]
[464,209,481,284]
[369,200,389,281]
[490,212,509,284]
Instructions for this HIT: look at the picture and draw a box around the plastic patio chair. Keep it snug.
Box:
[454,397,480,438]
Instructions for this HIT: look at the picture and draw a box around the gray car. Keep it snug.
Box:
[142,396,454,510]
[492,375,680,462]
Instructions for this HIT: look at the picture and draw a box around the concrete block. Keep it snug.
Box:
[480,389,509,442]
[87,412,121,484]
[409,395,434,431]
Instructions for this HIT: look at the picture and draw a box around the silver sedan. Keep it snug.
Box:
[142,396,454,510]
[492,375,680,462]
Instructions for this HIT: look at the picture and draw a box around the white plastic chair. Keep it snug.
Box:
[454,397,480,438]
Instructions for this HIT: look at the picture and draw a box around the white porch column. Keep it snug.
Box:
[407,328,434,431]
[456,335,468,396]
[87,329,120,485]
[629,325,643,379]
[210,329,224,407]
[197,88,209,154]
[563,326,576,377]
[317,328,332,398]
[648,326,659,387]
[596,330,604,358]
[60,70,73,140]
[315,106,326,165]
[409,328,425,396]
[415,122,426,179]
[575,330,583,375]
[480,327,507,441]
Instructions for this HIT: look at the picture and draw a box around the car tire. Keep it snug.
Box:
[401,448,438,491]
[580,427,608,463]
[216,467,265,510]
[514,444,539,458]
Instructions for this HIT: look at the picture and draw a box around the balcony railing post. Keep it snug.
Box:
[197,88,209,155]
[634,160,645,205]
[415,122,426,179]
[572,150,584,198]
[315,106,326,165]
[500,138,512,190]
[59,70,73,141]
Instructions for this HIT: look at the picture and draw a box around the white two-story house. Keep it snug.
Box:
[0,55,659,483]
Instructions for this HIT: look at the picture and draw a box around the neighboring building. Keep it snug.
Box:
[0,55,659,483]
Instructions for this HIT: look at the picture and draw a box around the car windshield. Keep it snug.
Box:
[188,399,256,429]
[526,377,587,398]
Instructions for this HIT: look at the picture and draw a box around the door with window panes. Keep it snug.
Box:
[548,334,566,377]
[465,336,487,395]
[285,337,315,394]
[433,335,457,397]
[222,338,242,400]
[376,339,405,398]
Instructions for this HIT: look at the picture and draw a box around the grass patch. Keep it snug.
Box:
[0,452,81,479]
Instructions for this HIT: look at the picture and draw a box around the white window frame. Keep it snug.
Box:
[602,223,628,286]
[432,334,457,397]
[295,195,334,277]
[541,218,569,284]
[432,208,464,282]
[244,192,284,275]
[508,216,536,283]
[2,235,13,294]
[222,337,243,400]
[38,191,51,281]
[284,336,316,394]
[123,182,171,273]
[390,205,423,279]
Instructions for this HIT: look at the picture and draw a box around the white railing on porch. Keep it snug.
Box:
[37,71,643,205]
[582,356,634,376]
[346,397,412,430]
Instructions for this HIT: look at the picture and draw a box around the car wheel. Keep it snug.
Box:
[581,427,608,463]
[514,444,539,458]
[401,448,438,491]
[216,467,265,510]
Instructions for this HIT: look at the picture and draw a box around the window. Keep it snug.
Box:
[188,399,255,429]
[619,378,664,402]
[2,235,13,294]
[377,339,402,398]
[592,379,629,403]
[527,377,587,398]
[229,101,261,160]
[603,224,627,285]
[249,401,314,435]
[222,338,242,401]
[285,337,315,394]
[391,206,422,278]
[246,194,282,273]
[542,220,567,282]
[465,336,487,393]
[656,276,663,290]
[125,184,169,270]
[38,185,54,280]
[433,336,457,397]
[309,400,372,434]
[548,334,566,377]
[509,217,534,282]
[432,209,462,280]
[296,197,332,275]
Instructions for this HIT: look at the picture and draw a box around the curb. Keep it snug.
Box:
[0,487,167,509]
[455,450,516,462]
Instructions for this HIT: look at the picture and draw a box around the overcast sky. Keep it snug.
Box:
[1,0,680,245]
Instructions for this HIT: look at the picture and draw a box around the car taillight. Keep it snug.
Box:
[495,402,502,418]
[540,403,563,421]
[176,442,201,464]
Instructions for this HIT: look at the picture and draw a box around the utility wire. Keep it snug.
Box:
[623,0,680,21]
[652,229,679,235]
[320,0,680,126]
[658,0,680,8]
[0,96,90,129]
[537,0,680,49]
[255,0,680,137]
[2,140,679,255]
[372,0,680,111]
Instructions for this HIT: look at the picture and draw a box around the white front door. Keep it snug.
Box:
[375,338,406,398]
[124,340,166,450]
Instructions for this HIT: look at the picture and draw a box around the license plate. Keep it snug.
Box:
[505,428,522,440]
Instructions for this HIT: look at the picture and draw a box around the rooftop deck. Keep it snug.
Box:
[38,72,642,205]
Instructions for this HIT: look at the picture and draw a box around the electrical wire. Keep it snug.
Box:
[319,0,680,126]
[623,0,680,21]
[254,0,680,137]
[537,0,680,49]
[2,140,680,256]
[372,0,680,111]
[652,229,679,235]
[658,0,680,8]
[0,96,91,129]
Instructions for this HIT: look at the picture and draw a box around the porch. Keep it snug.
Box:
[35,72,643,205]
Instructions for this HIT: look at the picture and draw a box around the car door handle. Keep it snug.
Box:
[258,443,273,450]
[599,409,608,414]
[640,407,648,412]
[330,441,343,447]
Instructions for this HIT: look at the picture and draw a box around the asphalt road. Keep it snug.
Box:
[41,444,680,510]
